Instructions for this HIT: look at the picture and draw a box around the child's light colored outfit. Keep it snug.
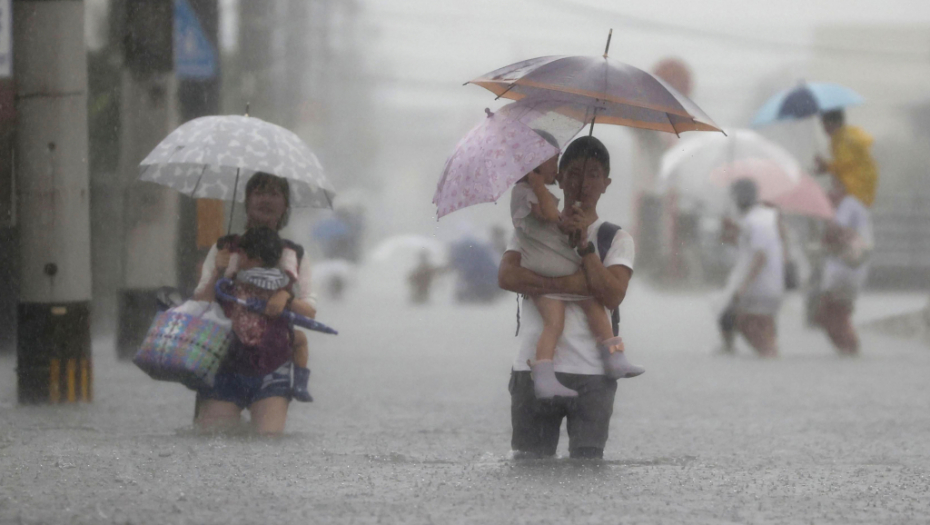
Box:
[510,182,585,301]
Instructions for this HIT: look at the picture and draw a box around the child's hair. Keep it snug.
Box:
[559,136,610,176]
[238,226,283,268]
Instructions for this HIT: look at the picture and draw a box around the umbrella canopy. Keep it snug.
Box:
[752,82,864,126]
[660,129,802,202]
[660,128,830,218]
[433,103,565,219]
[139,115,336,208]
[767,173,834,220]
[370,234,447,265]
[467,55,722,135]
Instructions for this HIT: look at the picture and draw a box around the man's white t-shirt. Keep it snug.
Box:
[821,195,872,297]
[507,219,635,375]
[725,205,785,314]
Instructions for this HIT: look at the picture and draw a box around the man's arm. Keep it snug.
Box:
[579,253,631,311]
[498,251,590,297]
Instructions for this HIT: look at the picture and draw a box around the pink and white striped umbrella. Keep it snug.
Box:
[433,104,563,219]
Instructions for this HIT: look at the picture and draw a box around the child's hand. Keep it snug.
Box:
[264,290,291,317]
[215,248,232,272]
[526,170,547,189]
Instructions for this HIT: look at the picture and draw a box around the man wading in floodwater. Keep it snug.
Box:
[498,137,636,459]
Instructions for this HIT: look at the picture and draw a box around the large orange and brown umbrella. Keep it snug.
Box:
[467,33,721,136]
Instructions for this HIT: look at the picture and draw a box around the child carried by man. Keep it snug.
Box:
[511,132,644,399]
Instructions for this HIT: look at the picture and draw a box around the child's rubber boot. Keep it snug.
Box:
[292,366,313,402]
[598,337,645,379]
[531,360,578,399]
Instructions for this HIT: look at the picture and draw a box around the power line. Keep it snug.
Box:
[536,0,930,63]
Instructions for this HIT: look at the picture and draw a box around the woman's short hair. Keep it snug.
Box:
[559,136,610,176]
[245,172,290,230]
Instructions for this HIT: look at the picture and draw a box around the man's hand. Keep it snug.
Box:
[562,204,590,249]
[264,289,292,317]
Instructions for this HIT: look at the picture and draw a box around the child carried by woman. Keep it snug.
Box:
[218,226,315,402]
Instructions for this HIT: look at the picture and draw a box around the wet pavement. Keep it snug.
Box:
[1,269,929,524]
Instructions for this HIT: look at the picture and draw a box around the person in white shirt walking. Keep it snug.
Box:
[718,178,785,357]
[815,177,873,355]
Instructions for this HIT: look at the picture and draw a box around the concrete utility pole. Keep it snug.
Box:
[13,0,93,403]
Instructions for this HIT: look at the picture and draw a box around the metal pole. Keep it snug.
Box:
[13,0,93,403]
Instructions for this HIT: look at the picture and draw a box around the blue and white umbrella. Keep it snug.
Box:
[752,82,864,127]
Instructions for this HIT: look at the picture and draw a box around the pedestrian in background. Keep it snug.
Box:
[815,109,879,208]
[718,179,785,357]
[816,177,873,355]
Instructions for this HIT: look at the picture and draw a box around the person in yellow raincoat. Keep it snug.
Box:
[815,109,879,207]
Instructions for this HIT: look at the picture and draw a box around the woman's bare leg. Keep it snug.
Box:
[736,313,778,357]
[818,295,859,355]
[195,399,243,433]
[249,396,290,436]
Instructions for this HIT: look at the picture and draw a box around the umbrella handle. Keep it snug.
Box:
[214,279,339,335]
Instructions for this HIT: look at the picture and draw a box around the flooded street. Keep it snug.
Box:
[1,267,928,524]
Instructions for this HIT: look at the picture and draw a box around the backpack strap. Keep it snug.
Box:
[596,222,622,337]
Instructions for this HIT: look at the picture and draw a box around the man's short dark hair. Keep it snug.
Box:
[238,226,283,268]
[559,136,610,176]
[821,109,845,127]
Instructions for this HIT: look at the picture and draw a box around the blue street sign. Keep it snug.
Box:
[174,0,217,80]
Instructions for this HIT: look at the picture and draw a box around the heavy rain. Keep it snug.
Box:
[1,0,930,523]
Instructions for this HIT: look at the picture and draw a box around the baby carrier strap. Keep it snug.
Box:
[596,222,622,337]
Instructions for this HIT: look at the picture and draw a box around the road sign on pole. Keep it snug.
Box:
[174,0,216,80]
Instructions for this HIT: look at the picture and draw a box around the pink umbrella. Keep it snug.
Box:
[710,159,833,219]
[433,105,562,219]
[769,173,834,219]
[709,158,800,200]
